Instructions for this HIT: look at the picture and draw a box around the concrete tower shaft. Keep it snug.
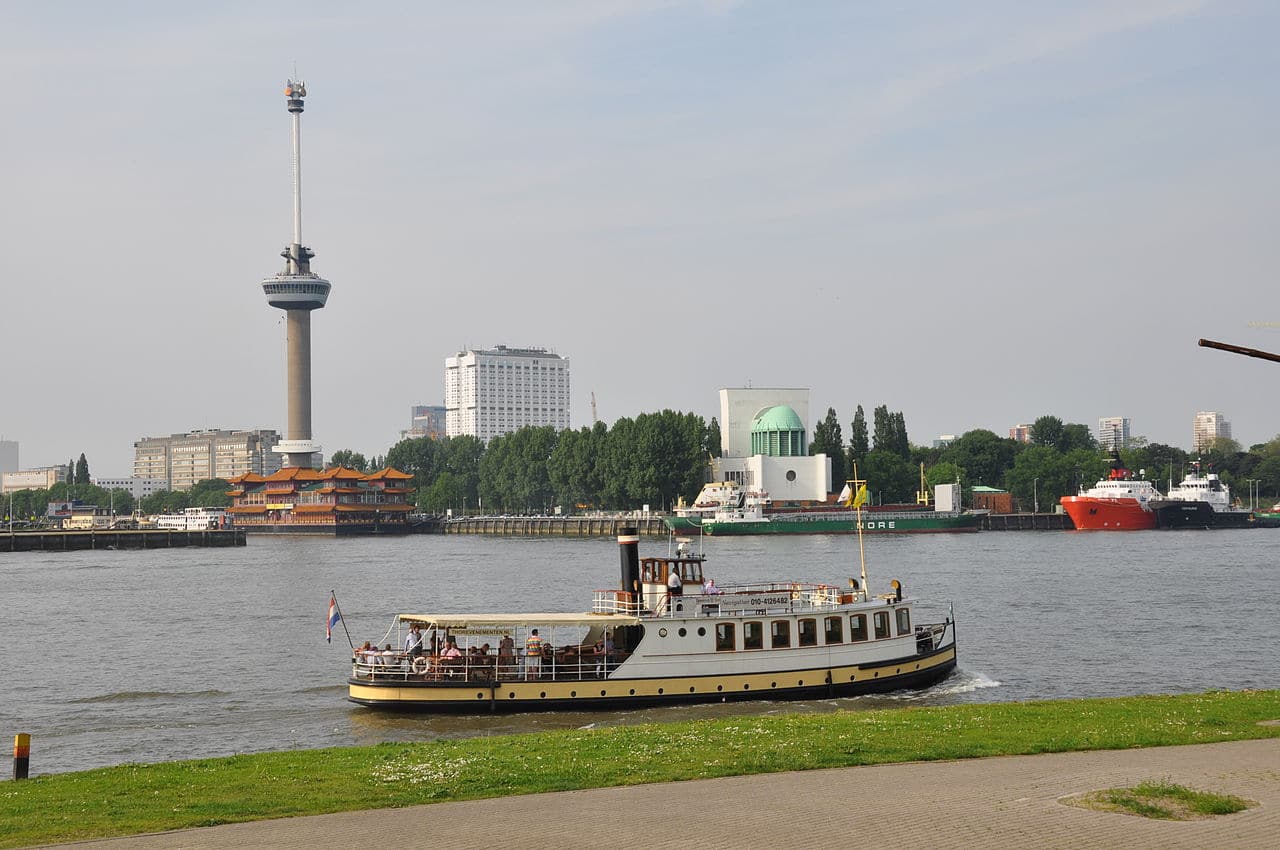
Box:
[261,78,331,468]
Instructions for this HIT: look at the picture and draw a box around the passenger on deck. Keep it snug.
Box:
[525,629,544,679]
[703,578,722,595]
[667,566,683,600]
[498,634,515,677]
[404,624,425,658]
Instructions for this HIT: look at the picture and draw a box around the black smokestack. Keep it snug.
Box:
[618,528,640,603]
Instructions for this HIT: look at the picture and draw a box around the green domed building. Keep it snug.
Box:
[749,405,807,456]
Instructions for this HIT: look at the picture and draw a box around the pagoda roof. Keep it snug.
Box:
[264,466,325,482]
[319,466,367,481]
[365,467,414,481]
[227,473,267,485]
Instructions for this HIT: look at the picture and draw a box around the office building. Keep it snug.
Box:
[402,404,446,441]
[92,477,171,499]
[1009,424,1033,444]
[133,429,282,491]
[1097,417,1131,452]
[2,466,67,494]
[445,346,570,442]
[1192,411,1231,452]
[712,388,829,502]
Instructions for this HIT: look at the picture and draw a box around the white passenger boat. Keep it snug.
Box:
[347,531,957,711]
[153,506,229,530]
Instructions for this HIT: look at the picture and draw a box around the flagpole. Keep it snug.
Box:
[331,588,355,649]
[847,464,869,599]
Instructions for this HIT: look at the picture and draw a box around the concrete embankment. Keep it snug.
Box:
[1,528,246,551]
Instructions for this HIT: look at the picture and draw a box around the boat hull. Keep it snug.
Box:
[348,643,957,712]
[1060,496,1156,530]
[675,514,982,536]
[1152,501,1254,529]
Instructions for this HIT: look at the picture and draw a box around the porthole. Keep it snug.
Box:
[896,667,901,674]
[689,686,696,693]
[571,691,577,697]
[915,663,920,670]
[717,685,723,692]
[659,628,668,637]
[873,672,879,678]
[540,691,547,698]
[629,688,636,695]
[697,627,706,636]
[743,683,750,690]
[798,680,803,686]
[658,687,664,694]
[678,628,687,637]
[601,690,607,696]
[770,682,777,689]
[476,692,485,699]
[786,470,796,482]
[509,692,517,698]
[849,675,855,682]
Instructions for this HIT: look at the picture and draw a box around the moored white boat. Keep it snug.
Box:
[346,532,957,711]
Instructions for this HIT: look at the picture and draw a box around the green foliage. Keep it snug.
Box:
[705,417,722,458]
[188,479,232,508]
[849,405,869,461]
[0,691,1275,848]
[1078,780,1253,820]
[74,453,90,485]
[810,408,846,492]
[925,461,964,488]
[870,405,909,458]
[940,429,1019,487]
[140,490,190,514]
[1030,416,1093,453]
[329,450,369,471]
[860,449,916,503]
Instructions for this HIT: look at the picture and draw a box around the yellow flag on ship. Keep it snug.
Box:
[851,484,868,509]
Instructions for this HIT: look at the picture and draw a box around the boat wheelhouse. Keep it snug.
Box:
[346,531,957,711]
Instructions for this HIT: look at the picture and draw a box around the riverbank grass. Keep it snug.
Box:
[2,689,1277,848]
[1067,779,1255,820]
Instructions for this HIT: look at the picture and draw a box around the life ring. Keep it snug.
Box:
[411,656,430,675]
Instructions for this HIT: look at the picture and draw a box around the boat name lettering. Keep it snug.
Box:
[713,593,793,609]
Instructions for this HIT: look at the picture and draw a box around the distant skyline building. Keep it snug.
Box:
[444,346,570,443]
[0,440,17,476]
[1097,416,1131,451]
[2,466,66,495]
[92,476,171,500]
[260,79,331,469]
[402,404,446,441]
[932,435,956,449]
[1009,424,1033,444]
[133,429,282,491]
[1193,411,1232,452]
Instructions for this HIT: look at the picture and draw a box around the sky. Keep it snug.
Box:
[2,1,1277,476]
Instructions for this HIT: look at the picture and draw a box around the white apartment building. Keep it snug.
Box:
[444,346,570,443]
[1097,416,1130,452]
[133,429,283,491]
[92,477,171,499]
[1192,411,1231,452]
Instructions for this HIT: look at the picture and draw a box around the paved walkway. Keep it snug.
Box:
[59,738,1278,849]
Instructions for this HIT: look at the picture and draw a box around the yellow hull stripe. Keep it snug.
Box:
[350,646,956,704]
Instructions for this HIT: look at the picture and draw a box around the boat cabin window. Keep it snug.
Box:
[743,621,764,650]
[798,618,818,647]
[771,620,791,648]
[715,623,735,652]
[873,611,890,640]
[896,608,911,635]
[849,614,868,642]
[824,616,843,645]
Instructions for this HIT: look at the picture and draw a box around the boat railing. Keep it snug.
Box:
[591,589,643,615]
[352,649,627,683]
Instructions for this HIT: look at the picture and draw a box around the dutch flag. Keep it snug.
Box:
[327,595,341,643]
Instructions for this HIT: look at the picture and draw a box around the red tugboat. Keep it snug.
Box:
[1060,453,1160,530]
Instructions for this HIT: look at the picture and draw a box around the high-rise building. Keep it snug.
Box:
[0,440,17,476]
[260,79,331,469]
[2,466,66,495]
[1192,411,1231,452]
[444,346,570,442]
[92,477,172,499]
[133,429,282,491]
[402,404,446,441]
[1097,416,1130,451]
[1009,424,1033,444]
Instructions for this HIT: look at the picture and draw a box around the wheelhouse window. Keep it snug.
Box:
[873,611,890,640]
[850,614,868,642]
[896,608,911,635]
[798,618,818,647]
[771,620,791,648]
[715,623,735,652]
[824,616,843,644]
[743,621,764,650]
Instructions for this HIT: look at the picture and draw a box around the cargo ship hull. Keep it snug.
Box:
[1151,501,1253,529]
[1060,497,1156,530]
[693,512,983,536]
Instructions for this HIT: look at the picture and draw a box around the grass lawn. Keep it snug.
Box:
[1,689,1277,847]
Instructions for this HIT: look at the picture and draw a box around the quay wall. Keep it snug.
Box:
[1,528,247,552]
[981,513,1075,531]
[444,516,668,536]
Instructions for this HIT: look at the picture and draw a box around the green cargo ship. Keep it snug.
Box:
[665,508,984,536]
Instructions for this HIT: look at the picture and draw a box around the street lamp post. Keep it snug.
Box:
[1033,478,1039,514]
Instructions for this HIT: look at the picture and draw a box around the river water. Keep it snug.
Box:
[0,530,1275,776]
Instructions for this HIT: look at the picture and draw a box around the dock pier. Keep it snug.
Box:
[444,516,668,536]
[2,528,247,552]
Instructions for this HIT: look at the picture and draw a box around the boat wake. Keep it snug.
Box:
[881,669,1001,701]
[69,689,228,704]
